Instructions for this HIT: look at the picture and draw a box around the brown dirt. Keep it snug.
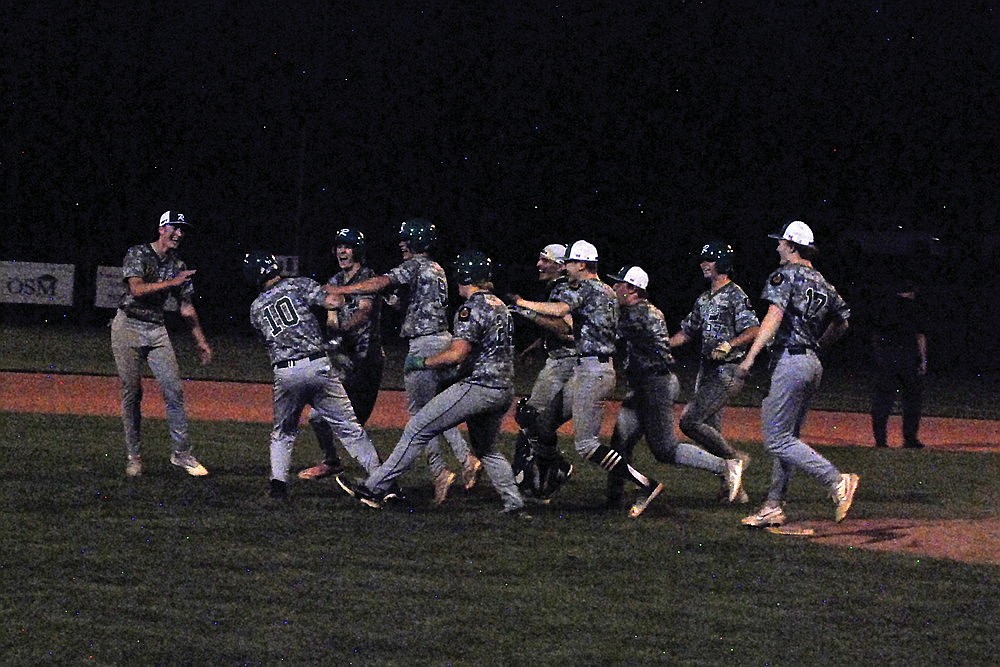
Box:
[3,371,997,566]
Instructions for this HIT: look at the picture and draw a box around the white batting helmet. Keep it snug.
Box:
[768,220,815,248]
[607,265,649,290]
[565,240,599,262]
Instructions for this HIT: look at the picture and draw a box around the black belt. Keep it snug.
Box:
[274,352,326,369]
[781,346,815,355]
[579,354,612,364]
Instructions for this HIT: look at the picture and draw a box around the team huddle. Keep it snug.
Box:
[115,211,860,526]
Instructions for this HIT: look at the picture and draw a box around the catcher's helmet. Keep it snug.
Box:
[243,251,281,286]
[565,240,599,262]
[453,249,493,285]
[398,218,438,253]
[334,227,366,260]
[699,241,735,274]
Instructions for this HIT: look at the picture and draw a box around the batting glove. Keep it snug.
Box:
[404,355,427,372]
[710,341,732,361]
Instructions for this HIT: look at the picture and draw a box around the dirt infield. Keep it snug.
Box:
[3,371,998,565]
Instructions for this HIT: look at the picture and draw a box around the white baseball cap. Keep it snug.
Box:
[768,220,814,248]
[539,244,568,263]
[159,210,191,227]
[607,265,649,290]
[565,240,599,262]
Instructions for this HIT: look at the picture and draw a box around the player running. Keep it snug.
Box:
[337,251,527,515]
[736,221,860,527]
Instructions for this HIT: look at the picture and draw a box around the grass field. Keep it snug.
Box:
[2,413,998,664]
[2,322,998,663]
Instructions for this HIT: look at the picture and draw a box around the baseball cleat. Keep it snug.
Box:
[832,473,860,522]
[628,481,665,518]
[724,457,746,504]
[433,469,457,506]
[336,476,382,509]
[741,503,786,527]
[297,460,345,480]
[125,455,143,478]
[170,451,208,477]
[461,455,483,491]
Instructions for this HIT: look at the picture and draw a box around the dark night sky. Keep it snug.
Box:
[3,2,998,361]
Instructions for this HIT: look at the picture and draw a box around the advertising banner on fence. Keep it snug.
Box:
[95,266,124,309]
[0,261,75,305]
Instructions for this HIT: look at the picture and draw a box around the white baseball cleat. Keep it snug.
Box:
[741,503,786,527]
[170,451,209,477]
[832,473,860,522]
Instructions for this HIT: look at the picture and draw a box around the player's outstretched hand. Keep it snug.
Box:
[501,293,520,307]
[735,358,752,379]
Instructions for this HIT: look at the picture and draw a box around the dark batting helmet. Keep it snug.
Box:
[243,251,281,286]
[398,218,438,253]
[700,241,735,274]
[453,250,493,285]
[334,227,366,260]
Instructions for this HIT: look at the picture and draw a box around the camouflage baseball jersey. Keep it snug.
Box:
[555,278,619,357]
[249,277,329,366]
[679,281,760,362]
[328,265,381,360]
[617,299,676,381]
[761,263,850,349]
[118,243,194,323]
[543,277,577,359]
[452,291,514,389]
[385,256,449,338]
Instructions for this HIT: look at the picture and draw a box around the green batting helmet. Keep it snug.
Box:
[700,241,735,274]
[243,251,281,286]
[453,250,493,285]
[398,218,438,253]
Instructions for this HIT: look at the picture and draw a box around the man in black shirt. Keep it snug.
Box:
[870,280,928,449]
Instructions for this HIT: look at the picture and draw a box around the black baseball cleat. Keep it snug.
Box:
[336,476,383,509]
[903,440,925,449]
[266,479,289,505]
[382,482,407,504]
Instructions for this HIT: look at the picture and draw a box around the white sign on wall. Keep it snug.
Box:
[0,261,75,305]
[96,266,125,309]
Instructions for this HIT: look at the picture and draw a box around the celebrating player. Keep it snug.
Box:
[605,266,745,509]
[300,228,386,480]
[244,251,381,501]
[669,241,760,503]
[736,221,859,527]
[324,218,481,504]
[338,251,527,515]
[509,240,665,518]
[508,243,576,500]
[111,210,212,478]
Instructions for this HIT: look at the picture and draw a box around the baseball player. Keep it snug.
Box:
[244,251,381,501]
[605,266,745,509]
[111,210,211,478]
[509,240,665,518]
[338,251,526,515]
[300,228,385,480]
[508,243,576,499]
[669,241,760,503]
[324,218,481,504]
[736,221,860,527]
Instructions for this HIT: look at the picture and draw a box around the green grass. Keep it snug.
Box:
[1,413,997,664]
[3,322,999,419]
